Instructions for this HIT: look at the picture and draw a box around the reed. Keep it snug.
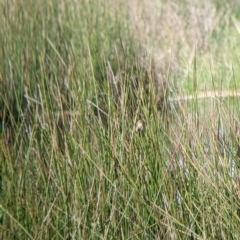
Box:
[1,0,240,239]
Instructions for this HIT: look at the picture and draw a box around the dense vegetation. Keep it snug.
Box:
[1,0,240,239]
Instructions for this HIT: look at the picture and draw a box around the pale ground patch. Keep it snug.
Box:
[170,90,240,102]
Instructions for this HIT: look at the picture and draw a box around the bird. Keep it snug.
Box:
[135,119,145,132]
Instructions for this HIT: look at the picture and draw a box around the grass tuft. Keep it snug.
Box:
[1,0,240,239]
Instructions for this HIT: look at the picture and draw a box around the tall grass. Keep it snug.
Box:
[1,0,240,239]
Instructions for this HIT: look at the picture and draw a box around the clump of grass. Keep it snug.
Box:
[91,54,169,130]
[1,0,240,239]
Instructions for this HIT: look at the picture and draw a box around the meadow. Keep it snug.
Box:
[1,0,240,239]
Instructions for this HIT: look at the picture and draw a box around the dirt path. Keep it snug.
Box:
[169,90,240,102]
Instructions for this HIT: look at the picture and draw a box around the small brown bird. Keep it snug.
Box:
[135,120,145,132]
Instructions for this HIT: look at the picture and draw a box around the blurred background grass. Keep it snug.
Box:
[1,0,240,239]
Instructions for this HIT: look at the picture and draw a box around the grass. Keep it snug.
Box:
[1,0,240,239]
